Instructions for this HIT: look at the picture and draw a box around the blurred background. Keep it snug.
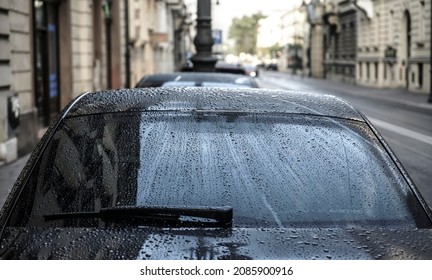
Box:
[0,0,431,207]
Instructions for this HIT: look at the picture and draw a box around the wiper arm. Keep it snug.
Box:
[43,205,233,227]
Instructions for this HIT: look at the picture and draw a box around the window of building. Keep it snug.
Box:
[418,63,423,88]
[135,26,140,39]
[383,63,387,81]
[375,62,378,81]
[33,0,60,126]
[366,62,369,80]
[359,62,362,78]
[419,1,426,41]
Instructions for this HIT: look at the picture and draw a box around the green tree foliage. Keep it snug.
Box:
[228,12,266,55]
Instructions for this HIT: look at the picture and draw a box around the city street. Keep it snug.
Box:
[257,70,432,208]
[1,0,432,265]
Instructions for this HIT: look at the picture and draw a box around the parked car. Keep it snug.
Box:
[135,72,258,88]
[266,63,278,71]
[1,87,431,259]
[181,60,248,75]
[243,64,259,77]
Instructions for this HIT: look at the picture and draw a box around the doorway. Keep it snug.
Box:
[402,10,411,89]
[33,0,60,127]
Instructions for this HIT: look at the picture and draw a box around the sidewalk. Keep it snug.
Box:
[0,128,45,208]
[268,71,432,113]
[0,154,30,208]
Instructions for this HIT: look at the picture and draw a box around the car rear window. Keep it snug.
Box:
[9,111,430,228]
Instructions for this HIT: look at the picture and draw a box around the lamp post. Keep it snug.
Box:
[102,0,112,88]
[190,0,217,72]
[124,0,130,88]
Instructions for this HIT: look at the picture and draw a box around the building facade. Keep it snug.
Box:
[129,0,190,86]
[356,0,431,94]
[279,7,308,74]
[0,0,190,165]
[322,0,358,83]
[304,0,325,78]
[0,0,34,164]
[255,1,326,78]
[282,0,431,94]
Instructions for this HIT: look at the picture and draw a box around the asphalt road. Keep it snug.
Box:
[257,70,432,208]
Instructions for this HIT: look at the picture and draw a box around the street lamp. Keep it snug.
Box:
[124,0,130,88]
[102,0,112,88]
[190,0,218,72]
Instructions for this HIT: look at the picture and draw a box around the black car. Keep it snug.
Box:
[1,87,431,259]
[181,60,248,75]
[135,72,258,88]
[266,63,278,71]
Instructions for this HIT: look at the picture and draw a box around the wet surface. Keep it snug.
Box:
[67,87,364,121]
[258,71,432,209]
[2,227,432,260]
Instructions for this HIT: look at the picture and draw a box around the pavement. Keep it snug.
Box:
[1,76,431,209]
[0,154,30,208]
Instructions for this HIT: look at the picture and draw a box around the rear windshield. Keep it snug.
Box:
[10,112,429,228]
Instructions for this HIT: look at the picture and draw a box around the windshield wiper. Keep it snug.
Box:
[43,205,233,227]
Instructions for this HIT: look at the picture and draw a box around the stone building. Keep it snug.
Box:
[0,0,34,164]
[0,0,191,165]
[255,0,431,94]
[255,1,325,78]
[129,0,190,86]
[304,0,325,78]
[0,0,128,165]
[322,0,359,83]
[356,0,430,94]
[279,7,308,74]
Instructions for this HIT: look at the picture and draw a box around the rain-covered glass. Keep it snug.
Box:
[9,111,429,228]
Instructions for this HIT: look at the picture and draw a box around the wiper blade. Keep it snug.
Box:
[43,205,233,227]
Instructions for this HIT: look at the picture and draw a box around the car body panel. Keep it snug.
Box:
[66,87,364,121]
[1,227,432,260]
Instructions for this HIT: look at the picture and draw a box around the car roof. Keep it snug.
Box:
[135,72,257,88]
[66,87,364,121]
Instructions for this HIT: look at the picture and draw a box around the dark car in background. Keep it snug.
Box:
[0,87,431,259]
[181,60,248,75]
[243,65,259,77]
[135,72,259,88]
[266,63,278,71]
